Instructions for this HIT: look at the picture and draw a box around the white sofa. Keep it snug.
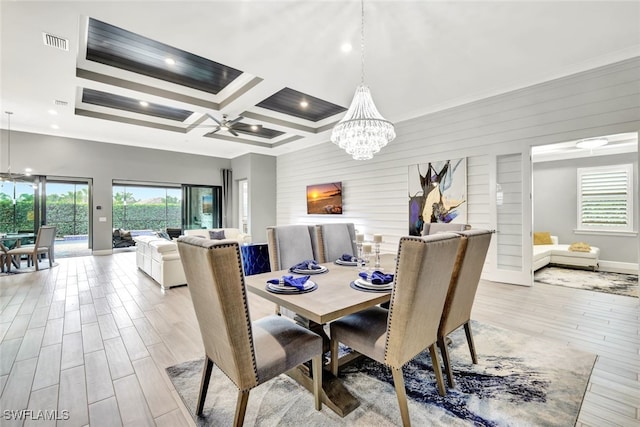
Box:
[133,228,250,289]
[134,236,186,290]
[533,235,600,271]
[183,228,251,244]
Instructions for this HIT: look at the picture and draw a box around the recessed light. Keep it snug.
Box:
[48,109,58,115]
[250,125,258,131]
[300,100,309,108]
[341,42,352,53]
[139,101,149,107]
[165,58,176,65]
[576,138,608,149]
[51,124,59,129]
[25,168,32,172]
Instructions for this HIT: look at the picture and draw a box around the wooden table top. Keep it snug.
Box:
[244,253,396,324]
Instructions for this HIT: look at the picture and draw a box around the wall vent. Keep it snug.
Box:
[54,100,69,107]
[42,32,69,51]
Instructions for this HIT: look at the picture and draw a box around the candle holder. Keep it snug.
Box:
[374,242,381,269]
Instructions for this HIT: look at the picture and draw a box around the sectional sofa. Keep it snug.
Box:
[133,228,251,289]
[533,235,600,271]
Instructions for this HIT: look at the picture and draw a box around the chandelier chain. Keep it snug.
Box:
[360,0,365,84]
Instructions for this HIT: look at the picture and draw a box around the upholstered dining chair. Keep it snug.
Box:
[6,226,56,272]
[315,223,357,263]
[266,225,319,271]
[422,222,470,236]
[330,233,462,427]
[176,236,323,426]
[437,229,492,389]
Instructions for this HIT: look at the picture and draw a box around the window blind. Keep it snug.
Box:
[578,165,632,230]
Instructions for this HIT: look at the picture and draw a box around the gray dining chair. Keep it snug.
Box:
[176,236,323,426]
[315,223,357,263]
[330,233,462,426]
[437,229,492,388]
[422,222,470,236]
[6,226,56,272]
[266,225,319,271]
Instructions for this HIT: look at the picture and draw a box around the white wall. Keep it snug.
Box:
[276,58,640,283]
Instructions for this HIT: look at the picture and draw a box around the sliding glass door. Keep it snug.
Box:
[183,185,222,230]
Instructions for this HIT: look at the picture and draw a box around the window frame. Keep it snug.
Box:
[576,163,634,233]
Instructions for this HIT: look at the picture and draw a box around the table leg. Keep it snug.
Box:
[289,315,361,417]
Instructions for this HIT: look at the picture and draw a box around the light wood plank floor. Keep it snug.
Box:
[0,253,638,426]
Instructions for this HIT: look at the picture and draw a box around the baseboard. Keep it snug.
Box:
[92,249,112,256]
[598,261,639,275]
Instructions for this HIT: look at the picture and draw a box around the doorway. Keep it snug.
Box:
[43,178,92,257]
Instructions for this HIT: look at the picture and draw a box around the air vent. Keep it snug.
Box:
[42,32,69,51]
[54,100,68,107]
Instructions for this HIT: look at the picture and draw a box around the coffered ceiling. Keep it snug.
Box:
[1,1,639,159]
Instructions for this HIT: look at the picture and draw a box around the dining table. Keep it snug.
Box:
[244,253,397,417]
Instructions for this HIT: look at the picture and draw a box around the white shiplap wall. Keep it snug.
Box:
[275,58,640,283]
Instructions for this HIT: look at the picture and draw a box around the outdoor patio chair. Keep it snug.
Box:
[6,226,56,271]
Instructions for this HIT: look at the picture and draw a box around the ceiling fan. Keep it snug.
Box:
[204,113,262,137]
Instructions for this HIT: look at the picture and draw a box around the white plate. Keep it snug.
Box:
[335,259,358,266]
[355,278,392,289]
[267,280,316,291]
[291,265,328,274]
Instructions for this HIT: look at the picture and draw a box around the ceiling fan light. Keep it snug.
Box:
[576,138,608,149]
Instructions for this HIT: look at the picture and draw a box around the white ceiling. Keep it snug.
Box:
[1,0,639,160]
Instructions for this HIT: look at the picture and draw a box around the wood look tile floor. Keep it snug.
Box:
[0,253,638,426]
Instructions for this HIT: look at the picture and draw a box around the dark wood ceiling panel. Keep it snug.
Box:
[81,88,193,121]
[86,18,243,95]
[256,87,346,122]
[204,124,285,140]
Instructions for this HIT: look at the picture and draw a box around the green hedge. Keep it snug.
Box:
[113,203,181,231]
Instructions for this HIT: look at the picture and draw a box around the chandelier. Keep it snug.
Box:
[331,0,395,160]
[1,111,33,186]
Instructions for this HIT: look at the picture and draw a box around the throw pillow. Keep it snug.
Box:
[157,231,171,241]
[120,229,133,240]
[209,230,226,240]
[533,231,553,245]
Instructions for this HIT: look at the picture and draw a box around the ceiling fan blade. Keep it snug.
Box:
[229,129,239,137]
[208,128,220,134]
[227,116,244,126]
[206,113,222,126]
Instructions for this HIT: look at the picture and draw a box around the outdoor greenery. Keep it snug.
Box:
[113,191,181,231]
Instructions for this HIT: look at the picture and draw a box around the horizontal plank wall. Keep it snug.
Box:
[276,57,640,283]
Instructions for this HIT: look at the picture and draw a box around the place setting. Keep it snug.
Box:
[265,275,317,294]
[335,253,360,266]
[289,259,328,274]
[350,270,394,292]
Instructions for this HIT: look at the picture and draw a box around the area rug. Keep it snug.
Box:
[166,321,595,426]
[535,266,638,298]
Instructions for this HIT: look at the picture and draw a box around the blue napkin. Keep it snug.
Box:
[340,253,358,262]
[359,270,394,285]
[289,260,321,272]
[267,275,310,290]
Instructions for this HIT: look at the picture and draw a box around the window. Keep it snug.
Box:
[577,164,634,232]
[112,183,182,232]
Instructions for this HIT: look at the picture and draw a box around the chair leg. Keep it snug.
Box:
[48,249,53,267]
[463,321,478,364]
[429,344,447,397]
[330,336,340,376]
[196,357,214,416]
[438,336,455,389]
[311,354,322,410]
[34,254,40,271]
[233,390,250,427]
[390,367,411,427]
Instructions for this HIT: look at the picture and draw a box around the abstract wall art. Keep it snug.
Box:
[408,158,467,235]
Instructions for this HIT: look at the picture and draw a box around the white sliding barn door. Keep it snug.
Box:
[484,150,533,286]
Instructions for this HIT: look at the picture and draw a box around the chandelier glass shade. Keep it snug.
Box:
[331,84,396,160]
[330,0,395,161]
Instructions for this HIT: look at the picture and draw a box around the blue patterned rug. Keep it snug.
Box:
[166,321,594,426]
[535,266,638,297]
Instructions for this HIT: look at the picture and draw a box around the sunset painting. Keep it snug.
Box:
[307,182,343,215]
